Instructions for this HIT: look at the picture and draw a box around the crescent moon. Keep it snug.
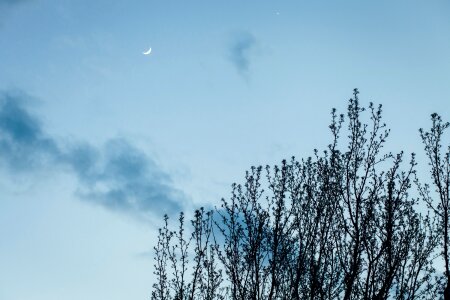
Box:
[143,47,152,55]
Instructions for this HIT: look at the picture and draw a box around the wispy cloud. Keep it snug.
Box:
[0,0,29,6]
[0,0,32,26]
[0,91,186,220]
[66,139,185,219]
[0,92,60,172]
[228,31,258,77]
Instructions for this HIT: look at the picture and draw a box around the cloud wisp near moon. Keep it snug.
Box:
[228,31,259,78]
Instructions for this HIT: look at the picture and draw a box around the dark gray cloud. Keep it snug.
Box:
[228,31,258,76]
[0,92,186,220]
[0,93,60,172]
[67,139,184,218]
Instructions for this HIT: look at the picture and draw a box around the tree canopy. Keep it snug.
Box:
[151,89,449,300]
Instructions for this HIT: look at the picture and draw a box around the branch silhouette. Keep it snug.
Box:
[151,89,447,300]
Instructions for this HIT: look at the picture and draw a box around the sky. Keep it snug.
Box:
[0,0,449,299]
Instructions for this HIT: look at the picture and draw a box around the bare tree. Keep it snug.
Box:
[151,89,443,300]
[418,113,450,299]
[152,209,224,300]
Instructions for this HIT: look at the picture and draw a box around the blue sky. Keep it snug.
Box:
[1,0,449,299]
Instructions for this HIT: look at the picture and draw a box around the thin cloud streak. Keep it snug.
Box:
[0,0,30,7]
[0,0,28,4]
[0,91,186,220]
